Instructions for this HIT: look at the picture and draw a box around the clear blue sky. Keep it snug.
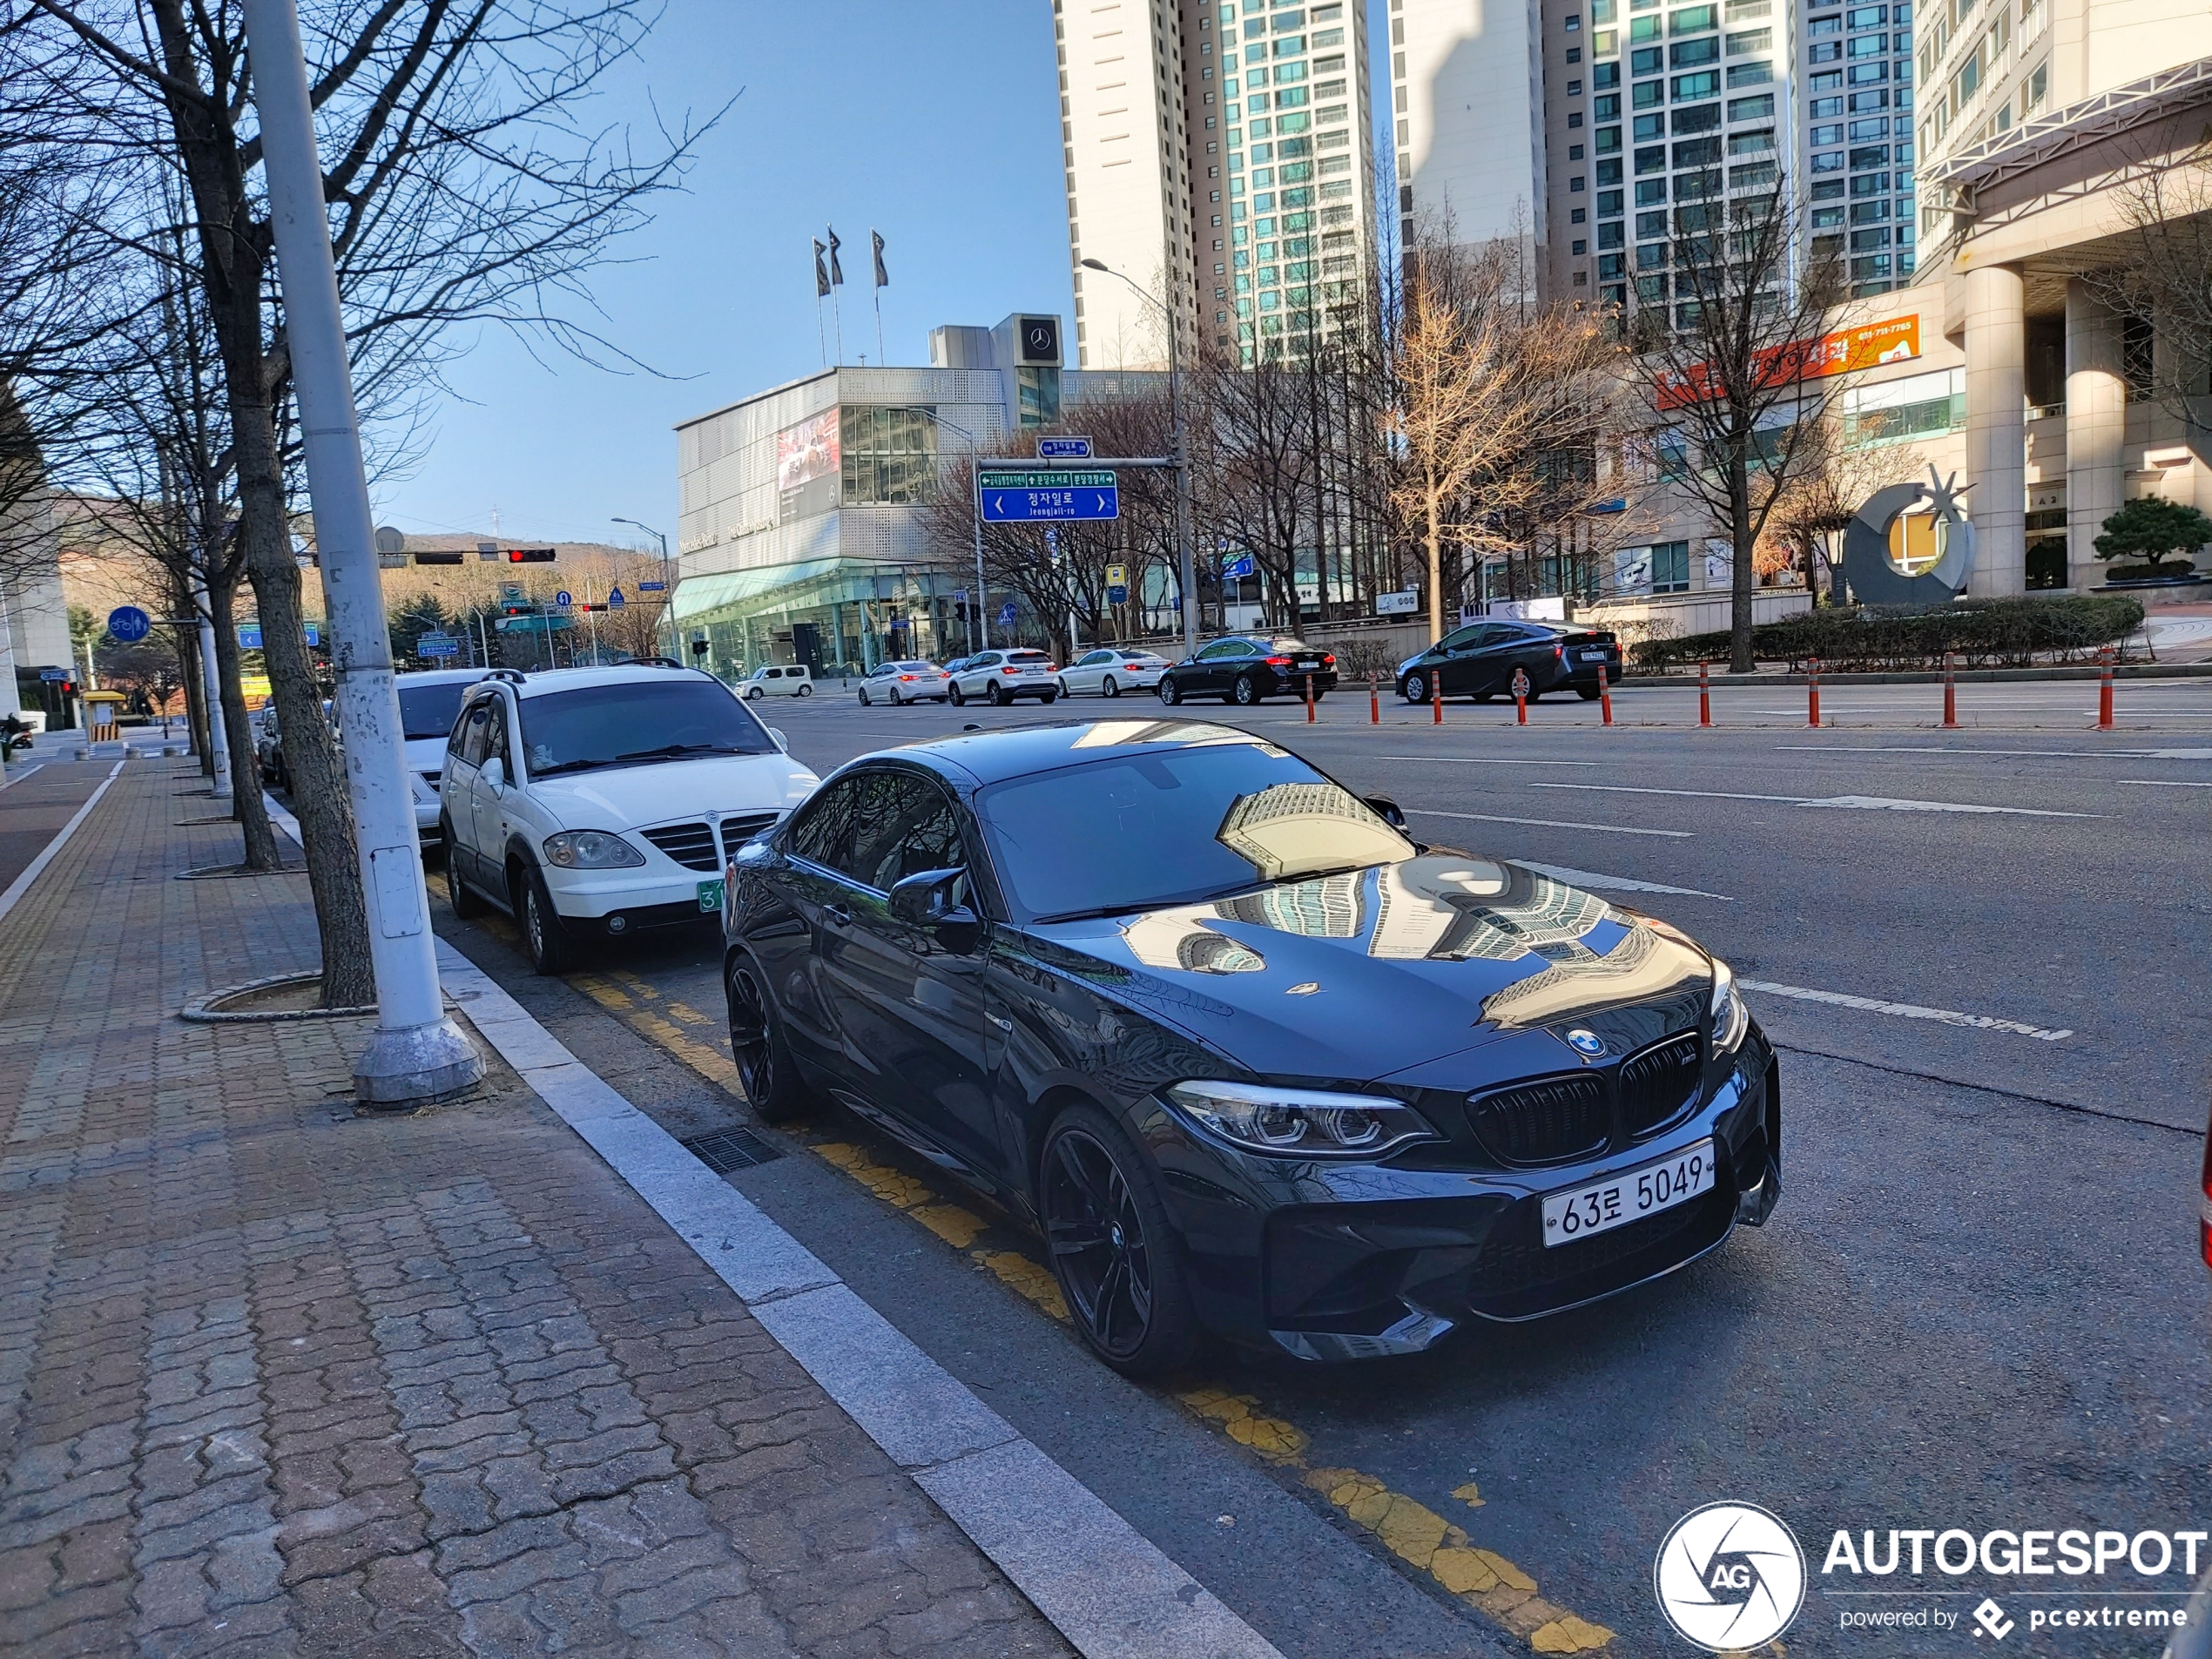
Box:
[374,1,1392,554]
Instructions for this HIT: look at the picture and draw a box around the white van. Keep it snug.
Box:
[739,664,814,699]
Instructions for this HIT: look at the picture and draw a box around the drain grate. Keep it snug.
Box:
[681,1126,783,1174]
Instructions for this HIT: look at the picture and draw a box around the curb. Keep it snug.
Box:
[179,969,378,1024]
[1626,663,2212,686]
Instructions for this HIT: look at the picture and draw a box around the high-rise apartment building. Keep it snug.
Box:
[1058,0,1378,368]
[1390,0,1919,308]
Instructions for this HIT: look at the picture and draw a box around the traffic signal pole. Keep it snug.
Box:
[242,0,483,1106]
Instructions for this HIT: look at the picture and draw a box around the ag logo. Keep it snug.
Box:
[1654,1501,1806,1651]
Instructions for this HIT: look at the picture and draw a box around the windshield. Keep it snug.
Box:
[976,740,1415,921]
[397,680,475,742]
[516,679,775,777]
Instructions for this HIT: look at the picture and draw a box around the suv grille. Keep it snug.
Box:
[1619,1033,1703,1139]
[1467,1075,1609,1165]
[718,811,779,847]
[641,822,718,871]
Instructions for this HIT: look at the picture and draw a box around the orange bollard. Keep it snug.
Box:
[1698,659,1712,728]
[1305,672,1316,723]
[1369,670,1379,725]
[1433,671,1443,725]
[1941,651,1960,729]
[1514,666,1529,726]
[1807,658,1822,728]
[2096,648,2114,730]
[1598,663,1614,726]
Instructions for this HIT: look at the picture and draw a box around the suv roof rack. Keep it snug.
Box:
[483,667,528,685]
[626,657,690,670]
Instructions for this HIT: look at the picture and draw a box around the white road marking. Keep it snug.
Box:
[0,763,44,789]
[1533,782,2097,817]
[1369,754,1599,766]
[1774,745,2212,759]
[1740,978,2072,1042]
[2120,779,2212,787]
[1408,808,1693,839]
[1515,861,1730,899]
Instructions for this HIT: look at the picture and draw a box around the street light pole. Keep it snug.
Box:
[240,0,482,1106]
[1082,259,1197,655]
[610,516,672,655]
[909,408,987,654]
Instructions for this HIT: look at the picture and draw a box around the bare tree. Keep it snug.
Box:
[1759,409,1926,604]
[1626,175,1843,671]
[2082,139,2212,442]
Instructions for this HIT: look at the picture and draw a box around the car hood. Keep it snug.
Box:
[404,736,448,773]
[1022,853,1715,1085]
[526,752,819,831]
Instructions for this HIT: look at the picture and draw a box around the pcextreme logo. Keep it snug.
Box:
[1655,1501,1810,1652]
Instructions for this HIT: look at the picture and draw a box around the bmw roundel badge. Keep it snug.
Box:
[1565,1028,1607,1058]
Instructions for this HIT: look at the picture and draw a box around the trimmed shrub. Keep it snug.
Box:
[1628,595,2146,672]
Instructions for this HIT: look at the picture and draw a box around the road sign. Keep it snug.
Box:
[238,624,262,649]
[637,580,666,592]
[608,588,624,607]
[374,526,406,555]
[955,590,968,604]
[996,602,1018,626]
[1223,555,1255,580]
[40,667,67,681]
[1377,590,1420,615]
[106,605,152,644]
[416,634,460,658]
[978,470,1118,523]
[1037,436,1092,459]
[1107,584,1129,606]
[554,590,573,609]
[304,624,320,647]
[1105,563,1128,588]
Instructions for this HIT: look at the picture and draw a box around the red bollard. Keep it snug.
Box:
[1305,672,1316,723]
[1514,667,1530,726]
[2096,648,2115,730]
[1698,659,1712,728]
[1598,663,1614,726]
[1941,651,1960,729]
[1432,671,1443,725]
[1369,670,1379,725]
[1807,658,1823,728]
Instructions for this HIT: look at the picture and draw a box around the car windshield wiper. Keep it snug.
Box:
[612,742,754,762]
[528,758,614,778]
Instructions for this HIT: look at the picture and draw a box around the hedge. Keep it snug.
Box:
[1628,595,2147,672]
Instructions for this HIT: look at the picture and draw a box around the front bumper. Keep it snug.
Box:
[1142,1032,1778,1362]
[543,865,721,927]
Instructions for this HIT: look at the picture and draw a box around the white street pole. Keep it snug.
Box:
[241,0,482,1105]
[973,464,989,653]
[192,578,232,801]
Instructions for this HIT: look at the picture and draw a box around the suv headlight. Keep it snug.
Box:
[543,830,645,869]
[1710,959,1750,1055]
[1163,1080,1440,1158]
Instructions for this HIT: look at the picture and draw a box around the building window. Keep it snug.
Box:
[1653,540,1690,592]
[839,406,939,505]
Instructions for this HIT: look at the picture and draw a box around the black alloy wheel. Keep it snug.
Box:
[1231,673,1260,706]
[1400,670,1428,705]
[989,681,1010,706]
[442,822,484,917]
[517,867,574,975]
[725,954,808,1123]
[949,683,966,706]
[1039,1105,1197,1376]
[1157,678,1182,705]
[1103,675,1121,698]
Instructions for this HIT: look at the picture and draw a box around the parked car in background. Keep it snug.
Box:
[439,664,819,974]
[857,660,952,705]
[1056,648,1170,698]
[740,664,814,698]
[396,667,493,845]
[255,706,287,790]
[1156,637,1337,706]
[1398,621,1623,705]
[948,649,1060,706]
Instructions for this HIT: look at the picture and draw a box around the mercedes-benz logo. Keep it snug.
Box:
[1654,1502,1806,1652]
[1565,1028,1606,1058]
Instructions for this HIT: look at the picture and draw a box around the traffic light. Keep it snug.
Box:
[689,639,709,657]
[414,550,464,566]
[504,548,556,563]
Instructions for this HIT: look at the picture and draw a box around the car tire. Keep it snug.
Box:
[1103,675,1120,698]
[949,685,966,706]
[859,687,871,705]
[442,823,485,918]
[1576,685,1602,701]
[516,866,575,976]
[745,686,762,700]
[1039,1102,1200,1379]
[797,683,813,697]
[725,952,810,1124]
[1400,671,1427,705]
[1157,678,1182,705]
[988,683,1009,706]
[1041,690,1058,705]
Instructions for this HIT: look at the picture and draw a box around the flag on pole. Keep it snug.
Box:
[826,226,845,287]
[871,230,889,287]
[813,239,830,298]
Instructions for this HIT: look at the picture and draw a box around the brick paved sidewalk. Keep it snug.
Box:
[0,759,1073,1658]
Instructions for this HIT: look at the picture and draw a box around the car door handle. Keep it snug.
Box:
[823,901,852,927]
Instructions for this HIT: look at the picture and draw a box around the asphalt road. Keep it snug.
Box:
[419,681,2212,1658]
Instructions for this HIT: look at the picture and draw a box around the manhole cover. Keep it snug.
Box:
[681,1127,783,1174]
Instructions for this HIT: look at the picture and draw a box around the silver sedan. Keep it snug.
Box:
[1055,648,1171,698]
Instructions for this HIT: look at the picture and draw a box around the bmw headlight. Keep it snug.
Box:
[1710,959,1750,1054]
[542,830,645,869]
[1163,1080,1439,1158]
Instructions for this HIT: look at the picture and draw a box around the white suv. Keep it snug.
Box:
[396,667,494,844]
[439,664,819,973]
[947,649,1060,706]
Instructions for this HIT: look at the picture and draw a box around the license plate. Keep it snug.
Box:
[1541,1140,1715,1246]
[697,878,725,913]
[1581,648,1611,661]
[1296,660,1320,669]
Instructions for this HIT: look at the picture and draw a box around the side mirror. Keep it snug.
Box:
[481,756,505,791]
[1364,794,1408,830]
[768,727,789,752]
[888,867,978,949]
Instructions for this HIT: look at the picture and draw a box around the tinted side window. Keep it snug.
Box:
[789,774,872,873]
[1197,642,1238,661]
[484,700,511,770]
[851,776,968,893]
[1438,626,1483,651]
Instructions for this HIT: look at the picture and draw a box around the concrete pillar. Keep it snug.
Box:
[1964,262,2027,597]
[2064,279,2127,590]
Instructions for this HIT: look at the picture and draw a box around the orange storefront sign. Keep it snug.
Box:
[1656,314,1921,408]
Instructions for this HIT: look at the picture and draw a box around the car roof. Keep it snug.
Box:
[865,719,1276,789]
[395,667,494,686]
[484,664,726,699]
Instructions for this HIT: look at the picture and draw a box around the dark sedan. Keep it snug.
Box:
[720,721,1780,1377]
[1398,620,1623,705]
[1157,636,1338,706]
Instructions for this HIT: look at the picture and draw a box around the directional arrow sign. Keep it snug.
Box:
[978,470,1119,523]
